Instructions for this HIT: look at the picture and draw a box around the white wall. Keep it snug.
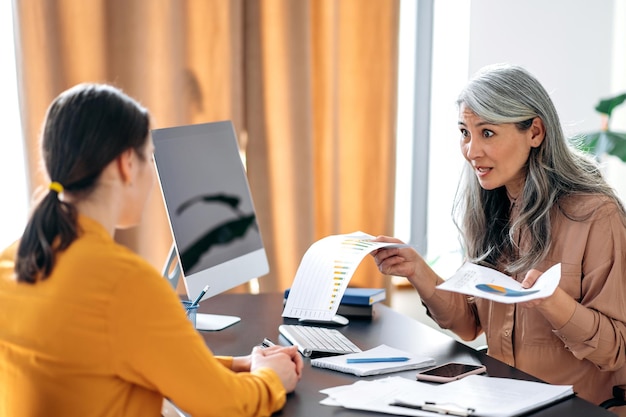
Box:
[469,0,614,135]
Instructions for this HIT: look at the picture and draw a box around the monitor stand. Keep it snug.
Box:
[195,313,241,331]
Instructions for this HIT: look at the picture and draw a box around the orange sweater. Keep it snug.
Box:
[0,216,285,417]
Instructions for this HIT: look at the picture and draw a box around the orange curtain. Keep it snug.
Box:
[246,0,399,291]
[13,0,399,293]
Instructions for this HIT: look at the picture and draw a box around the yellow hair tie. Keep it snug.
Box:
[49,181,64,194]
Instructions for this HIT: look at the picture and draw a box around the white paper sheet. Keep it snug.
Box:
[394,374,573,417]
[437,262,561,304]
[282,231,410,320]
[320,375,573,417]
[320,377,436,416]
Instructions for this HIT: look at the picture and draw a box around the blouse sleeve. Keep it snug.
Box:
[552,202,626,371]
[421,287,484,341]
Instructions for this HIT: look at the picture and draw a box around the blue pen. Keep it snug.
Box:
[189,285,210,308]
[346,357,410,363]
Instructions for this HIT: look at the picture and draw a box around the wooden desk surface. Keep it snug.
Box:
[197,292,614,417]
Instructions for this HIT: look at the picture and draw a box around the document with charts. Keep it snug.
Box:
[437,262,561,304]
[282,232,408,321]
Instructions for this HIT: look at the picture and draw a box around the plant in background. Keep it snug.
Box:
[577,92,626,162]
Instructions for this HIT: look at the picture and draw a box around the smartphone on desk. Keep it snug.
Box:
[416,362,486,383]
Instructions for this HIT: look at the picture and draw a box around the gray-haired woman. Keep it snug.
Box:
[372,64,626,411]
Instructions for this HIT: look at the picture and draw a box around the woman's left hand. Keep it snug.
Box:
[518,268,576,329]
[518,269,549,308]
[232,345,303,377]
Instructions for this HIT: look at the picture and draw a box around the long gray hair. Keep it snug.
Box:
[452,64,624,274]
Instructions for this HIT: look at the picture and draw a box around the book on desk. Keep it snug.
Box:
[283,287,386,318]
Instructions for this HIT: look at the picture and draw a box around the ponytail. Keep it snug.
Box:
[16,183,78,283]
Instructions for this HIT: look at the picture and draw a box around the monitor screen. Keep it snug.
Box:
[152,121,269,324]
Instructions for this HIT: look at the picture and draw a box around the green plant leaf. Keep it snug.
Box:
[603,131,626,162]
[595,93,626,117]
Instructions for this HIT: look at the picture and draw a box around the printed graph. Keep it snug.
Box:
[327,238,379,310]
[282,233,402,321]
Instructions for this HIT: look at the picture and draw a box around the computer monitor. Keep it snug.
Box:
[152,121,269,331]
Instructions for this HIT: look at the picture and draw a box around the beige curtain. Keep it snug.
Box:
[13,0,399,293]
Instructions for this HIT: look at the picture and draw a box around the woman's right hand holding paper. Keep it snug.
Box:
[371,236,442,297]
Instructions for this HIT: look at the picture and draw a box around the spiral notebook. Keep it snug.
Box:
[311,344,435,377]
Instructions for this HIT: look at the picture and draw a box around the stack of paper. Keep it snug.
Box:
[311,344,435,377]
[320,374,573,417]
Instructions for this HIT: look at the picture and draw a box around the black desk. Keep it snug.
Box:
[198,293,613,416]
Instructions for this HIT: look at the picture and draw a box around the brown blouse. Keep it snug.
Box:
[423,194,626,406]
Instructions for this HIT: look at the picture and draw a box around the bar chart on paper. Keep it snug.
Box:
[282,232,407,321]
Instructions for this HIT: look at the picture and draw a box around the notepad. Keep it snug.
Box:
[311,344,435,377]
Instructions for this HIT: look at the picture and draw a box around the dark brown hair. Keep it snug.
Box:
[15,83,150,283]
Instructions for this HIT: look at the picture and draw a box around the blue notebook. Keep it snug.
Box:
[284,287,386,306]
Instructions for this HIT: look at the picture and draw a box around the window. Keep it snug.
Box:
[395,0,470,277]
[0,1,27,250]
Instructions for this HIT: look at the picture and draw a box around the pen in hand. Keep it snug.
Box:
[346,357,410,363]
[257,337,304,379]
[260,338,276,349]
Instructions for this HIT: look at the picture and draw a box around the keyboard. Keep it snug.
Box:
[278,324,362,358]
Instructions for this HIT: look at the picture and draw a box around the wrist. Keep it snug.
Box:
[409,260,440,299]
[537,288,576,330]
[231,356,252,372]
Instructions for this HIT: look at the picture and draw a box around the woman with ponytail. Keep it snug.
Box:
[0,84,301,417]
[14,83,152,284]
